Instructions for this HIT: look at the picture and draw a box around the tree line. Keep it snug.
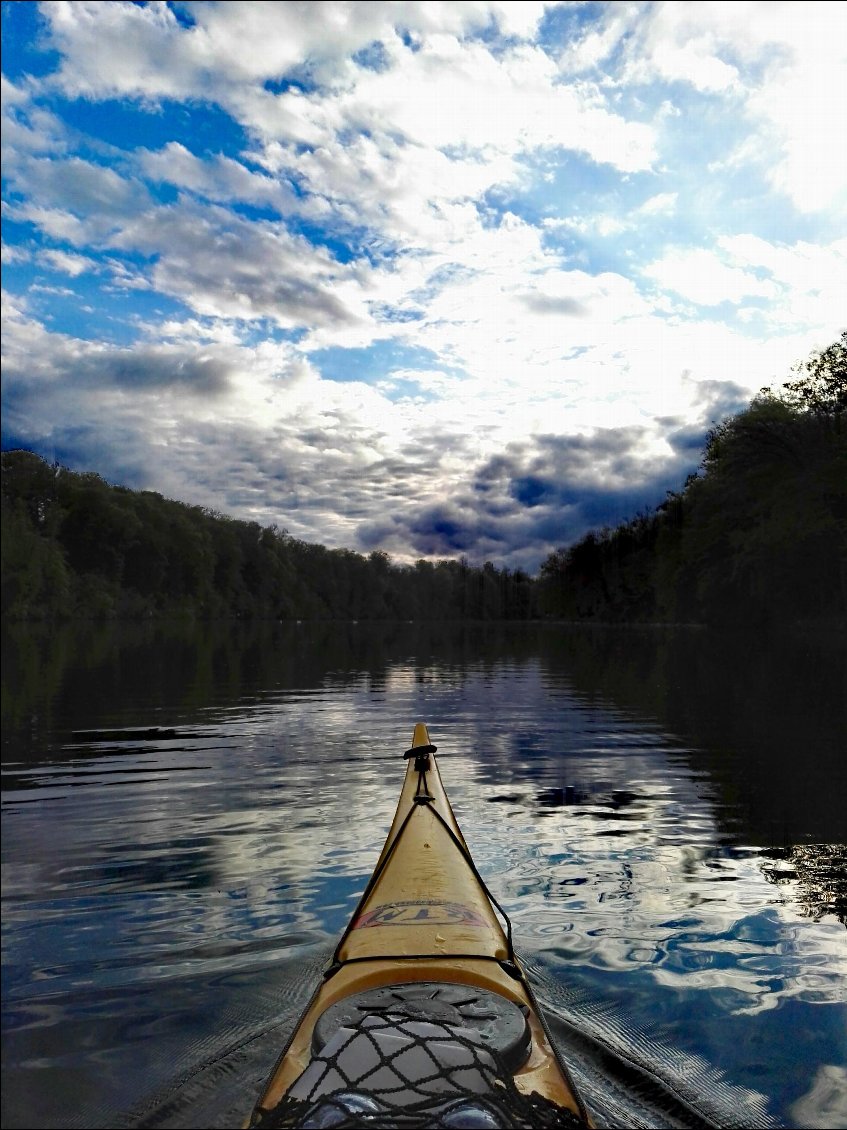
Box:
[2,334,844,626]
[0,455,536,621]
[537,333,846,627]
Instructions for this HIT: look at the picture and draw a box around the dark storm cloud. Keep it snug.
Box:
[477,428,662,496]
[408,505,481,554]
[658,376,752,459]
[358,422,713,572]
[690,376,751,421]
[360,500,512,561]
[662,420,710,459]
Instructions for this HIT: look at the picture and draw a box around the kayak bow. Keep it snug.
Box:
[246,723,591,1128]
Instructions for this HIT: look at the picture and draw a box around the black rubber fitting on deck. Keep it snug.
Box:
[403,744,438,758]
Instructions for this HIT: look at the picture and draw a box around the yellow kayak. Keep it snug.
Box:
[245,723,592,1128]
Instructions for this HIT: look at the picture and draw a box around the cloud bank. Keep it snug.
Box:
[2,1,845,570]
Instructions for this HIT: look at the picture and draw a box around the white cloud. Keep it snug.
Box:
[39,247,99,276]
[718,234,847,332]
[132,203,375,331]
[0,74,69,161]
[42,1,541,100]
[750,45,847,213]
[639,192,677,215]
[3,202,92,245]
[1,244,31,265]
[42,0,658,242]
[719,234,846,295]
[3,0,845,571]
[334,38,656,171]
[4,153,152,244]
[138,142,303,214]
[643,247,780,307]
[561,1,847,214]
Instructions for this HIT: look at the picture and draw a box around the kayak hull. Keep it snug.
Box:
[246,723,590,1127]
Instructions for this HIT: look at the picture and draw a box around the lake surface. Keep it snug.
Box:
[2,620,845,1129]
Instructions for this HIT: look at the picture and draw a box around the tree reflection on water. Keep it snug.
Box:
[760,843,847,925]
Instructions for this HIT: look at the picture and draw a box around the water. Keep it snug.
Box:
[2,620,845,1129]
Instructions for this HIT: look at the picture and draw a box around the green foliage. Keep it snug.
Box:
[1,452,539,622]
[538,334,847,628]
[1,496,72,619]
[779,329,847,417]
[5,336,843,627]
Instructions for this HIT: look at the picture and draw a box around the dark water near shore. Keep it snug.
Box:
[2,620,845,1129]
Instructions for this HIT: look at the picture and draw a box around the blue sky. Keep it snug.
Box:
[2,1,845,570]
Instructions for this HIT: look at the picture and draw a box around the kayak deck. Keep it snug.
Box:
[246,724,591,1128]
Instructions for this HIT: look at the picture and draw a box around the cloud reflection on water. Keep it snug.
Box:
[2,621,844,1129]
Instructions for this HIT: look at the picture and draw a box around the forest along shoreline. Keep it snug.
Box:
[2,334,845,632]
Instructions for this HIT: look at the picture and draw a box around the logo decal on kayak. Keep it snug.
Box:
[353,900,488,928]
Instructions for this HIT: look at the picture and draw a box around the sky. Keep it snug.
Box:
[2,1,845,572]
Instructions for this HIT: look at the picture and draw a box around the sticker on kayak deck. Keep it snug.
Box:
[353,900,488,929]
